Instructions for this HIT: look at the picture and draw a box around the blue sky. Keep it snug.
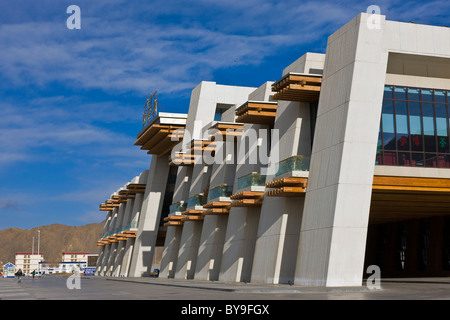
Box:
[0,0,449,230]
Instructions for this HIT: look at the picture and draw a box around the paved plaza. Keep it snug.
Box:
[1,275,450,300]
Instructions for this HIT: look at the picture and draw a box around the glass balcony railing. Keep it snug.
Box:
[125,221,138,230]
[275,155,310,176]
[169,201,187,214]
[116,226,127,234]
[208,185,233,201]
[187,194,206,208]
[237,172,266,190]
[99,221,139,239]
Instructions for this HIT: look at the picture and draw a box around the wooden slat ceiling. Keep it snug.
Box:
[209,122,244,138]
[99,184,146,212]
[370,176,450,224]
[203,201,231,216]
[262,174,450,222]
[235,101,278,125]
[230,191,264,207]
[266,177,307,197]
[272,74,322,102]
[134,124,185,157]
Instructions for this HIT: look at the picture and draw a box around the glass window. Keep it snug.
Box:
[438,136,449,153]
[382,99,395,150]
[383,132,396,150]
[436,104,448,153]
[395,101,408,134]
[425,153,438,167]
[411,153,424,167]
[398,152,410,166]
[436,104,448,133]
[378,86,450,169]
[383,86,393,99]
[394,87,407,100]
[383,151,396,165]
[439,154,450,168]
[422,103,434,136]
[421,89,433,102]
[408,87,420,101]
[376,150,382,165]
[382,99,394,114]
[435,90,446,103]
[409,102,422,134]
[382,113,395,133]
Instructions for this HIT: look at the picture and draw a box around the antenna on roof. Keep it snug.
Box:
[143,90,164,127]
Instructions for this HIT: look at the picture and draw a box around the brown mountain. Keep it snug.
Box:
[0,222,105,265]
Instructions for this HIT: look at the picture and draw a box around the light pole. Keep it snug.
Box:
[37,230,41,273]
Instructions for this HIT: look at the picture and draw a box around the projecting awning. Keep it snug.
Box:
[235,101,278,125]
[272,73,322,102]
[134,113,187,157]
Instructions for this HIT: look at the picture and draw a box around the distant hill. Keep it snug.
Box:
[0,222,105,265]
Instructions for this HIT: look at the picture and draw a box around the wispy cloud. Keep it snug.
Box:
[0,199,19,210]
[0,0,371,96]
[1,0,448,229]
[0,20,295,95]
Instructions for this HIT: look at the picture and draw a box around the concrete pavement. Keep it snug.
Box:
[2,275,450,300]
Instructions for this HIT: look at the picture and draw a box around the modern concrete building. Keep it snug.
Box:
[15,253,44,275]
[62,252,94,263]
[96,12,450,287]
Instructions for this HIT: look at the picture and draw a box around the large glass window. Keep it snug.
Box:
[377,85,450,168]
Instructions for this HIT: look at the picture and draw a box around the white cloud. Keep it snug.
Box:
[0,199,19,210]
[0,98,144,169]
[0,1,346,95]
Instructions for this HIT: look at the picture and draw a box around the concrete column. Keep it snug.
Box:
[219,206,261,282]
[98,205,118,275]
[106,200,127,276]
[250,96,312,284]
[128,155,170,277]
[194,140,237,281]
[96,210,113,276]
[295,13,388,287]
[174,220,204,279]
[120,191,144,277]
[194,215,228,281]
[160,166,193,278]
[159,225,183,278]
[173,157,211,279]
[219,119,271,283]
[111,196,135,277]
[251,197,304,284]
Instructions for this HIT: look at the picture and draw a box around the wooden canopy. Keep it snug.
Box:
[209,122,244,138]
[265,177,308,197]
[134,123,185,157]
[203,201,231,215]
[163,215,184,227]
[370,176,450,223]
[99,183,146,212]
[272,73,322,102]
[235,101,278,125]
[230,191,264,207]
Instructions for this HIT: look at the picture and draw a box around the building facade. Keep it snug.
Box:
[96,13,450,287]
[15,253,44,275]
[61,252,94,263]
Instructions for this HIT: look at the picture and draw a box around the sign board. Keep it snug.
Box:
[84,267,96,276]
[87,255,98,267]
